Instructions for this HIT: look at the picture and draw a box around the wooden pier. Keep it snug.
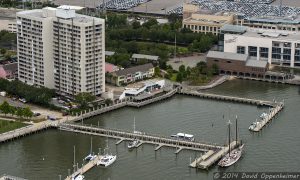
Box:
[65,155,102,180]
[190,141,238,169]
[58,123,223,153]
[179,90,276,107]
[251,103,284,132]
[71,89,178,122]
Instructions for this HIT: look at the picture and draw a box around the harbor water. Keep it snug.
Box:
[0,79,299,179]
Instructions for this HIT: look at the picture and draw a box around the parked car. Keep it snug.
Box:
[47,115,56,121]
[33,112,41,117]
[0,91,6,97]
[19,98,27,103]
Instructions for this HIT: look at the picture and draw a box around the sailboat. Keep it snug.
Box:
[128,117,141,149]
[97,138,117,167]
[218,116,244,167]
[84,137,97,161]
[71,146,84,180]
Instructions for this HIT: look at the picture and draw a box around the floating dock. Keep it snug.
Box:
[190,141,238,169]
[251,103,284,132]
[65,155,102,180]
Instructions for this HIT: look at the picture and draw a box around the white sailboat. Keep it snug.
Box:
[71,146,84,180]
[128,117,141,149]
[84,137,97,161]
[218,116,244,167]
[97,139,117,167]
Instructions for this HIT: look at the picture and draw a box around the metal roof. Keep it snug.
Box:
[246,59,268,68]
[114,63,153,76]
[132,54,159,61]
[220,24,247,34]
[207,51,248,61]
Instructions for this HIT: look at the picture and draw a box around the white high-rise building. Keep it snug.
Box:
[16,7,105,97]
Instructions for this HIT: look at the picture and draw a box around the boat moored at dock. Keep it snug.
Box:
[218,116,244,167]
[171,133,195,142]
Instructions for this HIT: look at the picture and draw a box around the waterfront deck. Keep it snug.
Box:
[65,155,102,180]
[0,122,53,143]
[190,141,238,169]
[0,174,27,180]
[59,123,223,153]
[251,103,284,132]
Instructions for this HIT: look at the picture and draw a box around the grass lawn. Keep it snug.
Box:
[170,73,177,82]
[0,120,27,134]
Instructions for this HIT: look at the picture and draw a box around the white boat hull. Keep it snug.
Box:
[218,144,244,167]
[97,155,117,167]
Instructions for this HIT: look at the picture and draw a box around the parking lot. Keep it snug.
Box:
[167,54,206,71]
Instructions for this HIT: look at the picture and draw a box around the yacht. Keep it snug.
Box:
[72,173,84,180]
[128,117,142,149]
[128,139,140,149]
[218,116,244,167]
[249,119,259,131]
[260,112,268,119]
[171,133,195,142]
[84,137,97,161]
[97,154,117,167]
[97,139,117,167]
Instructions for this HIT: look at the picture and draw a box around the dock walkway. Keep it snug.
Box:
[65,155,102,180]
[179,90,276,107]
[190,141,238,169]
[59,123,223,153]
[252,103,284,132]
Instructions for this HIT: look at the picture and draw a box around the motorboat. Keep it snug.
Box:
[97,154,117,167]
[128,139,140,149]
[171,133,195,142]
[84,153,97,161]
[249,121,259,131]
[260,112,268,119]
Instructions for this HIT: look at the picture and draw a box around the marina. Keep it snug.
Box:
[0,79,298,179]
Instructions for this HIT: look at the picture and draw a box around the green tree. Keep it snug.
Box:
[176,72,183,82]
[132,21,141,29]
[0,101,11,116]
[104,98,113,105]
[0,48,6,55]
[143,18,158,29]
[179,65,186,73]
[23,107,33,119]
[154,66,161,77]
[75,92,96,109]
[16,108,24,119]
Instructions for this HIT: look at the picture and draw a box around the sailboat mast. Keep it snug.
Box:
[73,146,76,173]
[90,137,93,154]
[228,121,231,155]
[133,117,136,132]
[235,115,238,144]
